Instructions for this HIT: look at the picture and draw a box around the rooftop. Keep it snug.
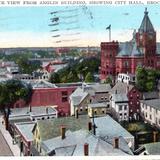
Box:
[144,142,160,155]
[112,93,128,103]
[33,115,90,141]
[88,102,108,108]
[41,129,133,156]
[93,115,134,140]
[70,87,89,106]
[140,99,160,110]
[110,82,134,95]
[14,122,35,142]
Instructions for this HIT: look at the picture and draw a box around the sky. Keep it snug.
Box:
[0,5,160,47]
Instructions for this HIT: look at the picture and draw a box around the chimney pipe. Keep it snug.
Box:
[88,122,92,131]
[61,126,66,140]
[153,131,158,142]
[46,107,48,114]
[113,137,119,149]
[75,109,79,119]
[29,105,32,112]
[84,143,89,156]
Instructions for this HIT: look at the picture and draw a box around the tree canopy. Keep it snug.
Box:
[136,66,158,92]
[49,57,100,83]
[0,79,32,130]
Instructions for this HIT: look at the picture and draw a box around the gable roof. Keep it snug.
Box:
[112,93,128,103]
[109,82,134,95]
[32,115,90,141]
[70,87,89,106]
[140,99,160,110]
[41,129,133,156]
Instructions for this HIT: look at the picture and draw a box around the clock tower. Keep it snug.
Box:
[136,8,156,67]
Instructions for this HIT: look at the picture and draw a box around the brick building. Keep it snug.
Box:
[14,81,82,116]
[100,8,160,80]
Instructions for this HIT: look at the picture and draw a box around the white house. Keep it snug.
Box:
[117,73,135,84]
[110,93,129,121]
[140,99,160,127]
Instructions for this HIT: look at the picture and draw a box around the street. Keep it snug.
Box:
[0,130,13,156]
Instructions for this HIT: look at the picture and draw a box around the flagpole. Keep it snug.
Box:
[109,27,111,42]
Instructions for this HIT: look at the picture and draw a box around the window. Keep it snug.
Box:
[124,113,127,116]
[61,91,68,96]
[156,109,158,114]
[85,108,88,112]
[102,110,105,114]
[61,91,68,102]
[119,105,122,111]
[150,115,152,120]
[145,113,147,118]
[124,105,127,110]
[94,111,97,114]
[62,97,68,102]
[137,94,140,98]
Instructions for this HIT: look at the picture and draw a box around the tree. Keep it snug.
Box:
[85,72,94,83]
[0,79,32,130]
[104,76,112,85]
[136,66,147,91]
[49,72,60,83]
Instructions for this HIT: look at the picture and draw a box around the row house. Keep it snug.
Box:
[140,99,160,128]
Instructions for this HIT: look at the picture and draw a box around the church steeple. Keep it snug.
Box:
[139,8,154,33]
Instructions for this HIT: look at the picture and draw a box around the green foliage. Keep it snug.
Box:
[104,76,112,84]
[17,57,42,74]
[85,72,94,83]
[49,72,60,83]
[136,66,158,92]
[0,79,32,107]
[50,57,100,83]
[0,79,32,130]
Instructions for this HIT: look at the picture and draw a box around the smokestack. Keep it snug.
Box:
[88,122,92,131]
[113,137,119,149]
[153,131,158,142]
[75,109,79,119]
[84,143,89,156]
[61,126,66,140]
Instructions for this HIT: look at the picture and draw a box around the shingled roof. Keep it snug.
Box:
[32,115,90,141]
[109,82,134,95]
[139,8,155,33]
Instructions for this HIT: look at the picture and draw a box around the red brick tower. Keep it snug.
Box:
[136,8,156,68]
[100,41,119,80]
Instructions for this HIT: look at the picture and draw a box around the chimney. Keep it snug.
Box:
[84,143,89,156]
[61,126,66,140]
[153,131,158,142]
[113,137,119,149]
[88,122,92,131]
[75,109,79,119]
[46,107,48,114]
[29,105,32,112]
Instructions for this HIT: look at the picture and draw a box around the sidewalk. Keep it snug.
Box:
[0,117,20,156]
